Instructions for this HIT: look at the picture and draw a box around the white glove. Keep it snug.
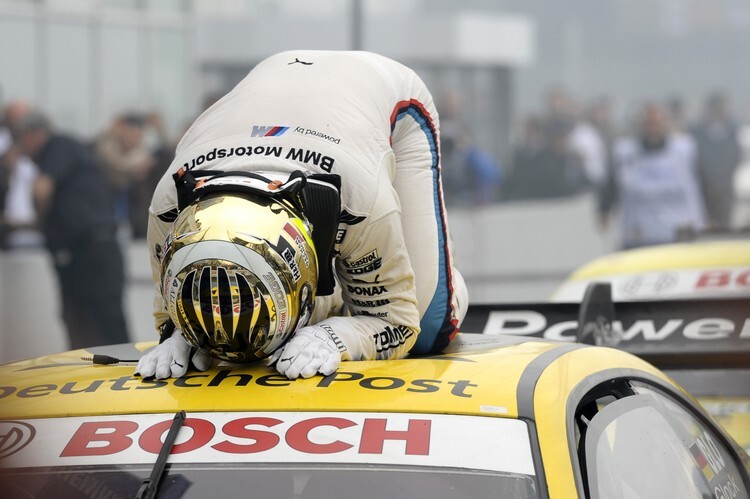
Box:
[135,330,212,379]
[268,326,345,380]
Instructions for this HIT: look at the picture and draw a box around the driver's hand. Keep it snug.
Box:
[268,326,345,380]
[135,330,212,379]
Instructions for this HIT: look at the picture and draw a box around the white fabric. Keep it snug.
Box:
[147,51,466,363]
[135,330,211,379]
[613,133,706,248]
[569,121,607,187]
[268,325,348,379]
[3,155,44,248]
[0,128,11,155]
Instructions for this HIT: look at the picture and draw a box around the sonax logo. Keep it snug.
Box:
[0,421,35,459]
[252,125,289,137]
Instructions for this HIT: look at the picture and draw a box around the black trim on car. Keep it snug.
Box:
[516,343,585,499]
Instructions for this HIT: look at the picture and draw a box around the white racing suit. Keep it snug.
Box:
[148,50,467,361]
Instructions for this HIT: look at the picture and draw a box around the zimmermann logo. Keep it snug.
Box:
[0,421,35,459]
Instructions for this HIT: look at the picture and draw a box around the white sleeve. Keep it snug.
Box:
[147,209,172,334]
[311,171,421,361]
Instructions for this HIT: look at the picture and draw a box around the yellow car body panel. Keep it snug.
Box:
[0,340,565,421]
[552,240,750,302]
[570,240,750,279]
[2,335,747,498]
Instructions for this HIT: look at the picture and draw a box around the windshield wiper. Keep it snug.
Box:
[136,410,186,499]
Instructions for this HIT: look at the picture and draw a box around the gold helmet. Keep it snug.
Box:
[160,190,318,362]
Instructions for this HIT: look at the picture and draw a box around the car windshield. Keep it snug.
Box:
[3,464,540,499]
[583,389,749,499]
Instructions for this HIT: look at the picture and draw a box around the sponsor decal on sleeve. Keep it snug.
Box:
[351,298,390,308]
[347,284,388,296]
[342,250,382,276]
[373,325,414,354]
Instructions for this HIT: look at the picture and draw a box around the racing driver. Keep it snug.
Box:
[135,50,467,381]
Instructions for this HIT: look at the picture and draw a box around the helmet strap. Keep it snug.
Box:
[172,167,219,211]
[300,174,341,296]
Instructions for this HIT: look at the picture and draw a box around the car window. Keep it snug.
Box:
[580,385,749,499]
[2,465,539,499]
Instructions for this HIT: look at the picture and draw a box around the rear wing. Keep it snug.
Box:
[463,283,750,369]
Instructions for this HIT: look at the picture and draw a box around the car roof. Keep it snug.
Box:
[567,239,750,279]
[0,334,673,421]
[552,239,750,302]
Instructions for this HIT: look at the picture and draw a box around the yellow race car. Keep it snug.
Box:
[551,238,750,303]
[1,304,748,498]
[544,237,750,457]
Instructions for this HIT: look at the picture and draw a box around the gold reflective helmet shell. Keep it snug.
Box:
[160,193,318,362]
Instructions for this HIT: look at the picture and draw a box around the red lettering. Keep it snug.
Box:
[139,418,215,454]
[359,418,431,456]
[737,270,750,287]
[696,271,730,289]
[61,421,138,457]
[286,417,355,454]
[212,417,282,454]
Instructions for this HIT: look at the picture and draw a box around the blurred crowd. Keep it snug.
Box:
[438,87,747,249]
[0,101,184,350]
[0,105,176,250]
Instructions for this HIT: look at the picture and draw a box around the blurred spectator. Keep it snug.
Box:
[599,103,706,249]
[0,127,43,249]
[543,85,575,125]
[438,90,503,206]
[504,115,586,200]
[568,101,608,189]
[588,96,616,157]
[690,92,742,229]
[589,95,617,178]
[504,115,542,198]
[667,95,689,133]
[94,111,169,239]
[11,108,129,349]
